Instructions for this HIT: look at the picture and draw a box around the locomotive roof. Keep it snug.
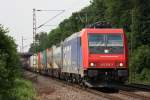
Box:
[64,32,81,42]
[64,28,124,42]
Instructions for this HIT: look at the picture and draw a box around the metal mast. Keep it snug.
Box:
[33,9,37,68]
[33,8,36,53]
[33,9,36,51]
[22,36,24,53]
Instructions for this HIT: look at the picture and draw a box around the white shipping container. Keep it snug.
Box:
[30,55,34,68]
[30,54,38,68]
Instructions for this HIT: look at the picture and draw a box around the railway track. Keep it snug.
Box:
[119,90,150,100]
[43,76,122,100]
[117,84,150,100]
[126,84,150,91]
[85,88,123,100]
[55,81,150,100]
[51,78,150,100]
[24,70,150,100]
[64,82,123,100]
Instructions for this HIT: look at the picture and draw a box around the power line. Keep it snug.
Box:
[37,10,65,29]
[32,8,65,54]
[36,9,65,12]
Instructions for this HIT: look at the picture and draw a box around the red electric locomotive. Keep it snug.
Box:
[80,22,128,87]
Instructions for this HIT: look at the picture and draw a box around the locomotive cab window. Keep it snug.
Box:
[88,33,124,54]
[107,34,124,54]
[88,34,105,54]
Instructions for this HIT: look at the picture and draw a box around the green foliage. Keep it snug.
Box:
[11,79,36,100]
[130,0,150,49]
[105,0,131,31]
[129,45,150,84]
[0,79,36,100]
[0,25,20,97]
[29,32,49,53]
[28,43,39,53]
[37,32,49,51]
[48,27,62,47]
[0,25,36,99]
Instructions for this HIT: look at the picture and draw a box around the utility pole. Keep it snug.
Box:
[32,8,64,68]
[131,9,133,56]
[131,9,136,83]
[33,8,36,53]
[32,8,64,52]
[22,36,24,53]
[20,46,22,53]
[33,8,37,68]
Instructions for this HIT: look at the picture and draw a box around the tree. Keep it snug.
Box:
[0,25,20,99]
[28,32,49,53]
[37,32,49,51]
[130,45,150,82]
[105,0,131,31]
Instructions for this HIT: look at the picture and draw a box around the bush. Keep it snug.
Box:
[11,79,37,100]
[0,25,37,99]
[0,25,20,98]
[129,45,150,84]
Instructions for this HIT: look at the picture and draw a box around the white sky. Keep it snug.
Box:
[0,0,91,52]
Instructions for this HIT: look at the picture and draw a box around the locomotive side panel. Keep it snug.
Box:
[62,35,83,75]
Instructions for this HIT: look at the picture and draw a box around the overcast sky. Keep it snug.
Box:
[0,0,91,52]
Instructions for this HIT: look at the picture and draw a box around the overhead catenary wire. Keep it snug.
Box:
[37,10,65,29]
[36,9,65,12]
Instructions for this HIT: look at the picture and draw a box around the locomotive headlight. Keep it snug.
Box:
[120,63,123,67]
[90,63,94,67]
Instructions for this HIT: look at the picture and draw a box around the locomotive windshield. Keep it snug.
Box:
[88,34,124,54]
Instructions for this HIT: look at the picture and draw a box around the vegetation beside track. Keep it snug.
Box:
[0,25,36,100]
[129,45,150,85]
[11,78,36,100]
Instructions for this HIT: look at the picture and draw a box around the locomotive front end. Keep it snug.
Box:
[81,28,128,87]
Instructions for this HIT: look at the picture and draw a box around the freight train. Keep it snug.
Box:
[27,22,128,88]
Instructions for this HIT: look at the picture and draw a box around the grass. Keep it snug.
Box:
[129,74,150,85]
[11,78,37,100]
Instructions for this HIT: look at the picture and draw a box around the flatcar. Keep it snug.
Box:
[29,22,128,88]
